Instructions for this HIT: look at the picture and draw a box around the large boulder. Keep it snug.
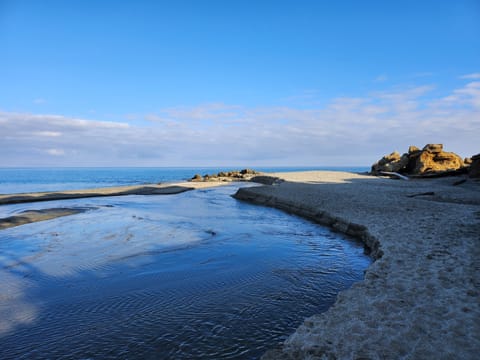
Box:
[371,144,466,176]
[469,154,480,178]
[371,151,409,173]
[422,143,443,154]
[409,146,464,174]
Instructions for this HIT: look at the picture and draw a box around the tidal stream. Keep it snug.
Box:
[0,184,371,359]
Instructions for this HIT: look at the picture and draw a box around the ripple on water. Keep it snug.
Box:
[0,185,371,359]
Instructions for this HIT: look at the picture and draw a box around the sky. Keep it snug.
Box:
[1,0,479,167]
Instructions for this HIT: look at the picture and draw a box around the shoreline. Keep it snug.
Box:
[233,171,480,359]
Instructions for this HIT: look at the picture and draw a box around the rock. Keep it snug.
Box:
[371,144,466,176]
[371,151,409,174]
[423,144,443,154]
[189,169,260,182]
[408,145,420,154]
[410,149,464,174]
[464,158,473,165]
[240,168,258,175]
[469,154,480,178]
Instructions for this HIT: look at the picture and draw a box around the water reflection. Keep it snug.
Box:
[0,185,371,359]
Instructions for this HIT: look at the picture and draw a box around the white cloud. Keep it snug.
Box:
[0,78,479,167]
[33,98,46,104]
[46,148,65,156]
[438,81,480,108]
[34,131,62,137]
[460,73,480,80]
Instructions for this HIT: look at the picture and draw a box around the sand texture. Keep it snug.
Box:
[234,171,480,359]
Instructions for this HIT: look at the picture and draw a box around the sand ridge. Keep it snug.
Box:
[234,171,480,359]
[0,181,229,205]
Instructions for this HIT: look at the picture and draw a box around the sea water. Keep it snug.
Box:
[0,166,368,194]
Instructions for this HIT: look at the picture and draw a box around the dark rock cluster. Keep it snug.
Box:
[190,169,260,182]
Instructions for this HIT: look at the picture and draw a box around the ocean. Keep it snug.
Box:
[0,166,369,194]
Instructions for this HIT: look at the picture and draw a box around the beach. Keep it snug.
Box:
[234,171,480,359]
[1,170,479,358]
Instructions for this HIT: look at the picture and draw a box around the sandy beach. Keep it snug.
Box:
[233,171,480,359]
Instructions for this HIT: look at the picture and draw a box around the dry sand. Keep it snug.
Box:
[234,171,480,359]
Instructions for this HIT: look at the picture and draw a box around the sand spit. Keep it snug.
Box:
[0,181,228,206]
[234,171,480,359]
[0,207,93,230]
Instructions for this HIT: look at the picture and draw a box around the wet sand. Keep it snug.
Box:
[0,207,94,230]
[234,171,480,359]
[0,181,229,206]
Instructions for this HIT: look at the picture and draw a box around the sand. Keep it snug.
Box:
[0,181,228,205]
[0,207,95,230]
[234,171,480,359]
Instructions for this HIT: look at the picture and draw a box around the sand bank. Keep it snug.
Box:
[0,207,94,230]
[234,171,480,359]
[0,181,228,206]
[0,181,230,229]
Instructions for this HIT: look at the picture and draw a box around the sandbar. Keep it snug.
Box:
[0,207,93,230]
[0,181,228,206]
[234,171,480,359]
[0,181,230,229]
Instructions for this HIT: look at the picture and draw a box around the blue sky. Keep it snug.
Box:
[1,0,479,166]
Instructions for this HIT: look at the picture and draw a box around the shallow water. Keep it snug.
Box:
[0,185,371,359]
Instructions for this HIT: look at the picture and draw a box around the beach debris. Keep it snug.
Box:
[371,144,473,177]
[379,171,410,180]
[406,191,435,198]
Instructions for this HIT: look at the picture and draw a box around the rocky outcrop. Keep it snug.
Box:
[371,151,409,173]
[190,169,260,182]
[371,144,468,177]
[469,154,480,178]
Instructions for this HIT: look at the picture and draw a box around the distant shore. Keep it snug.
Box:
[234,171,480,359]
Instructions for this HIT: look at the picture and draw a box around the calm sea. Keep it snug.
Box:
[0,166,368,194]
